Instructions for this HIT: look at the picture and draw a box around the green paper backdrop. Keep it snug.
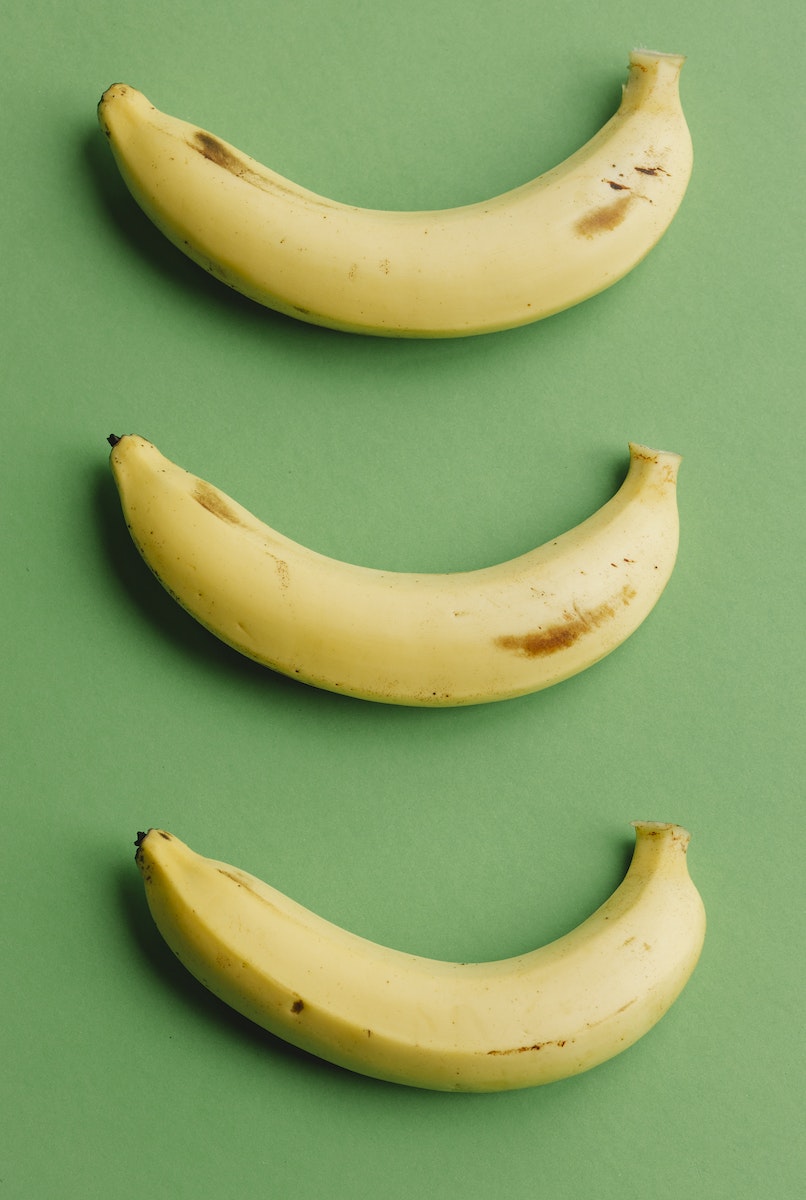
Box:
[2,1,803,1196]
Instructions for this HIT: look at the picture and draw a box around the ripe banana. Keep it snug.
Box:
[135,822,705,1092]
[108,435,682,707]
[97,49,692,337]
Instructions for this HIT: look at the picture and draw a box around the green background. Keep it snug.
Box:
[2,1,803,1195]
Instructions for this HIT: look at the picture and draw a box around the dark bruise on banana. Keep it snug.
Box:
[575,162,671,239]
[191,481,291,589]
[190,130,339,211]
[496,583,637,658]
[191,480,243,525]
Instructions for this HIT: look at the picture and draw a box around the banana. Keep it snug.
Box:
[97,49,692,337]
[108,435,682,707]
[134,823,705,1092]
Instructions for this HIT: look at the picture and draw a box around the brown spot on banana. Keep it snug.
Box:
[191,481,242,525]
[270,554,290,588]
[488,1039,569,1055]
[584,997,638,1030]
[190,131,337,210]
[575,193,635,237]
[193,131,243,172]
[495,586,637,657]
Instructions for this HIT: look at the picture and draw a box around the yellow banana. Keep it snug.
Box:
[135,823,705,1091]
[98,49,691,336]
[108,435,682,706]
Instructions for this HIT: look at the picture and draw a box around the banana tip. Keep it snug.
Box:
[631,820,692,848]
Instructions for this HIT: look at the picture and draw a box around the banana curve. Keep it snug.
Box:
[135,823,705,1091]
[108,435,682,706]
[97,49,692,336]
